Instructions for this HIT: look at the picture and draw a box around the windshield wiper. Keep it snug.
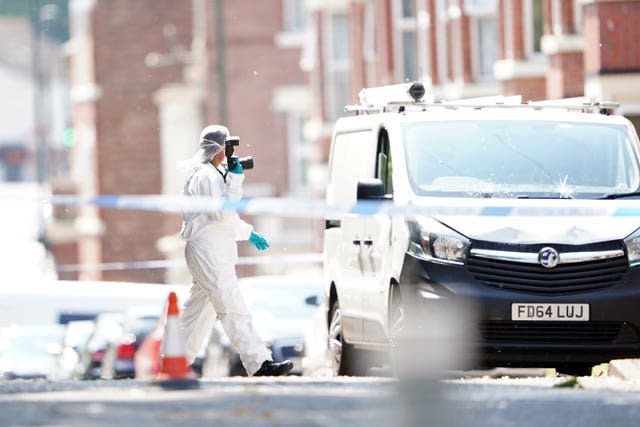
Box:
[598,191,640,199]
[515,194,574,199]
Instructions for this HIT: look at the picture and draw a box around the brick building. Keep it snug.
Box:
[52,0,640,283]
[306,0,640,161]
[582,0,640,125]
[55,0,316,283]
[57,0,192,283]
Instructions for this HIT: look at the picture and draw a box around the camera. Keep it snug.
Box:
[225,136,254,171]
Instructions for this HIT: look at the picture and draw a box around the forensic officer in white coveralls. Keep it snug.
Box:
[178,124,293,377]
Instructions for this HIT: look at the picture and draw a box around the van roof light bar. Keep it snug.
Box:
[429,98,619,113]
[358,81,431,105]
[345,84,620,115]
[345,82,434,113]
[527,97,619,113]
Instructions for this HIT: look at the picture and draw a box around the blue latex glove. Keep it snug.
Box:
[249,231,269,250]
[228,157,243,174]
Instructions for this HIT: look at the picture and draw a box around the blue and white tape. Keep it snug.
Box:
[55,253,323,272]
[45,194,640,218]
[6,193,639,273]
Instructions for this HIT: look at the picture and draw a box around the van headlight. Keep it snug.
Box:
[624,228,640,267]
[406,217,470,265]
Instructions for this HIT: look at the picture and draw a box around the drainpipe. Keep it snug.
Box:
[215,0,228,123]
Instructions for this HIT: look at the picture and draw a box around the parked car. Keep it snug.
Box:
[52,320,96,380]
[301,297,333,377]
[216,275,323,377]
[0,324,65,380]
[74,312,124,379]
[0,280,190,329]
[100,307,160,379]
[324,83,640,376]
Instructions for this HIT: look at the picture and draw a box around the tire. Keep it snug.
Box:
[388,285,405,375]
[388,285,405,349]
[328,298,360,376]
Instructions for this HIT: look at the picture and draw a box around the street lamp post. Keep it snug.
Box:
[31,0,48,183]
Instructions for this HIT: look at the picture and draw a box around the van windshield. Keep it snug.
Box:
[402,120,640,198]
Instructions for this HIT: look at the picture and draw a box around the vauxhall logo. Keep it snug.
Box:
[538,247,560,268]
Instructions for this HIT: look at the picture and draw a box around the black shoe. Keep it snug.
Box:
[187,363,202,378]
[253,360,294,377]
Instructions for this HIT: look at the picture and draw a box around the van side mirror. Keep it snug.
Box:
[357,179,391,200]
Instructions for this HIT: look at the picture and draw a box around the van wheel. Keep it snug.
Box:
[388,285,405,348]
[388,285,405,375]
[328,298,357,376]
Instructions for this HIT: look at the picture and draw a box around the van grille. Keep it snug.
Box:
[480,321,638,344]
[467,253,627,294]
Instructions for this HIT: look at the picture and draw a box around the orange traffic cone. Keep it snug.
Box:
[153,292,199,389]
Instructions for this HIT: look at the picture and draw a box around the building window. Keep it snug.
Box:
[287,113,313,195]
[466,0,498,81]
[283,0,306,33]
[362,3,377,87]
[394,0,419,82]
[402,31,418,81]
[464,0,496,15]
[532,0,544,53]
[524,0,545,57]
[572,0,583,35]
[324,12,350,120]
[474,16,497,79]
[435,0,449,84]
[394,1,432,84]
[402,0,416,18]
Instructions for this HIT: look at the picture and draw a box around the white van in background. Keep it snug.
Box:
[323,82,640,376]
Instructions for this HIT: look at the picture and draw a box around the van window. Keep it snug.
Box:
[403,120,640,198]
[328,130,375,204]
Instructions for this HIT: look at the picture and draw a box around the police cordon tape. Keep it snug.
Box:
[55,253,323,272]
[22,194,640,272]
[46,194,640,218]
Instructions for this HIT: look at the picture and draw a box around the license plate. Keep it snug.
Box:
[511,303,589,321]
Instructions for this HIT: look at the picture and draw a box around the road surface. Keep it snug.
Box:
[1,375,640,427]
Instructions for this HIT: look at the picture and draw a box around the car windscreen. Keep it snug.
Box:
[241,283,321,321]
[403,120,640,198]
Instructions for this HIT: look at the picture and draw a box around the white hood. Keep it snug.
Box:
[437,215,640,244]
[409,197,640,244]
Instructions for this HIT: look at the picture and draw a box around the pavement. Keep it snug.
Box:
[605,359,640,381]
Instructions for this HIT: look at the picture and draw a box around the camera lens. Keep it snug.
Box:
[240,157,254,170]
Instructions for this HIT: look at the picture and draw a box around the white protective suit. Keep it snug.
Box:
[179,162,272,376]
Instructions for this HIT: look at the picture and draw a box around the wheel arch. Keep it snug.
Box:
[328,282,338,328]
[386,278,401,333]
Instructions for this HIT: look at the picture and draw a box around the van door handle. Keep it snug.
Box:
[352,240,361,245]
[363,240,373,246]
